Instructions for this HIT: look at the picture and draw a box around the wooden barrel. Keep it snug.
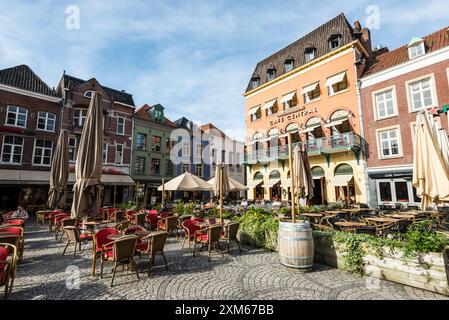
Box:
[278,221,314,271]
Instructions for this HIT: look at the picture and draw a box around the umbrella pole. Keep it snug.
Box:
[162,178,165,206]
[220,165,223,224]
[288,133,296,223]
[113,185,116,208]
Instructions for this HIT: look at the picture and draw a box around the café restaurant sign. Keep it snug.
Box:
[269,106,318,126]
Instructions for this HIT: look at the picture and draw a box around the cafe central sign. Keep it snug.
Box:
[269,106,318,126]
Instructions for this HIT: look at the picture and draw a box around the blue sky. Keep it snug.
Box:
[0,0,448,140]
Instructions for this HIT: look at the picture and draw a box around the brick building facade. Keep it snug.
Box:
[360,27,449,208]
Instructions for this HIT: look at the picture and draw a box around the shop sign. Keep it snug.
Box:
[370,172,412,179]
[269,107,318,126]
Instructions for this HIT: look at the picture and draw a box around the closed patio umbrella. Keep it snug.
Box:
[437,128,449,174]
[213,164,231,223]
[412,111,449,211]
[71,92,104,218]
[157,172,212,191]
[293,145,314,201]
[47,129,69,209]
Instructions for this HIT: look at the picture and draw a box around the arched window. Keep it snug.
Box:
[311,166,325,177]
[334,164,353,175]
[286,123,299,133]
[252,132,264,142]
[305,117,322,128]
[84,90,93,98]
[254,172,263,180]
[269,170,281,179]
[268,128,280,137]
[330,110,349,122]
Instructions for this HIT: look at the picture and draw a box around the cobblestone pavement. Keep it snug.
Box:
[8,225,449,300]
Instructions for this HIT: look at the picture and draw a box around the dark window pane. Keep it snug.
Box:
[379,182,392,202]
[395,181,409,202]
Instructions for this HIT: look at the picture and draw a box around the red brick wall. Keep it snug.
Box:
[361,59,449,168]
[0,89,60,171]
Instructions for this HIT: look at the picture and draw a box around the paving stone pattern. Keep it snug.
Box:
[9,226,449,300]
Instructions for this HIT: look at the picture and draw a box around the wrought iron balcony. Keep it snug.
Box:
[244,132,365,165]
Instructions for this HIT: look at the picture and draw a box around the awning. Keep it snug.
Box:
[246,180,263,188]
[68,173,135,186]
[0,169,50,185]
[280,91,296,104]
[262,99,277,110]
[328,174,353,187]
[300,82,319,95]
[299,124,321,134]
[324,118,348,128]
[247,106,261,115]
[312,176,324,180]
[262,178,281,188]
[280,178,291,188]
[326,71,347,87]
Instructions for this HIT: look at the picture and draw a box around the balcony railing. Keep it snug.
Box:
[244,132,365,164]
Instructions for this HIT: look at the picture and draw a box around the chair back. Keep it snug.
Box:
[0,226,23,237]
[94,228,120,251]
[208,224,223,243]
[63,226,80,243]
[226,222,239,240]
[61,218,77,229]
[182,219,201,236]
[0,235,20,250]
[160,211,170,218]
[192,217,206,223]
[166,216,178,229]
[4,219,25,227]
[115,220,130,232]
[150,232,168,253]
[147,210,158,215]
[112,236,138,261]
[124,226,145,235]
[146,212,158,228]
[135,213,146,225]
[0,243,18,279]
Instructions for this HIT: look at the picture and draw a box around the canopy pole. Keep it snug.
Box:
[113,185,116,208]
[288,133,296,223]
[219,165,223,224]
[142,183,148,209]
[162,178,165,206]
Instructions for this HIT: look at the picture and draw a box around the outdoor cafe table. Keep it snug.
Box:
[384,213,416,220]
[334,222,367,231]
[107,231,160,241]
[365,217,398,224]
[301,213,324,223]
[83,220,113,231]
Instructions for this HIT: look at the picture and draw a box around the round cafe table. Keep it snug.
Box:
[107,233,138,241]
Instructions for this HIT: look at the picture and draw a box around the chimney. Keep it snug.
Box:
[353,20,362,31]
[361,27,372,55]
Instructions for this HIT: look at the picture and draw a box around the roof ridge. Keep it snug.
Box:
[0,64,57,96]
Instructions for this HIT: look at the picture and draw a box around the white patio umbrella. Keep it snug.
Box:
[208,175,247,192]
[412,111,449,211]
[157,171,212,191]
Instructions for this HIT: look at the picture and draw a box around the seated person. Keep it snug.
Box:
[10,206,29,220]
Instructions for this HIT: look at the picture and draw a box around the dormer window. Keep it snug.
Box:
[250,76,260,89]
[84,90,93,98]
[408,37,425,59]
[329,34,342,50]
[305,47,316,63]
[284,58,294,72]
[267,67,276,81]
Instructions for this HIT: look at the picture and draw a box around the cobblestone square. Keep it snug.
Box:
[7,225,448,300]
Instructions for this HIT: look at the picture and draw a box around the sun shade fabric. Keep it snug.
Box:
[67,173,134,185]
[0,169,50,184]
[292,145,314,198]
[262,178,281,188]
[71,91,104,219]
[299,124,321,134]
[208,174,247,192]
[325,71,346,87]
[280,91,296,103]
[212,165,230,197]
[280,178,291,188]
[412,111,449,211]
[262,99,277,110]
[324,118,348,127]
[300,82,319,95]
[247,106,261,115]
[48,129,69,209]
[157,172,212,191]
[246,180,263,188]
[328,174,353,187]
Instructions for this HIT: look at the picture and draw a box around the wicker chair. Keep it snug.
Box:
[158,216,178,238]
[100,235,140,287]
[177,215,193,238]
[182,219,202,252]
[56,218,78,242]
[193,224,224,262]
[375,222,395,238]
[133,213,146,226]
[4,219,25,228]
[0,243,18,299]
[221,222,241,253]
[0,227,24,262]
[62,226,93,256]
[92,228,120,276]
[137,231,168,276]
[115,220,131,232]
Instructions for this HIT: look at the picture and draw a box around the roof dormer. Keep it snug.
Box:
[408,37,425,59]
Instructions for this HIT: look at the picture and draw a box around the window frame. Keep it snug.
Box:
[151,135,162,153]
[195,164,203,177]
[303,85,321,104]
[135,133,147,151]
[116,116,125,135]
[327,77,348,96]
[36,111,56,132]
[68,136,77,162]
[376,125,403,159]
[376,178,420,205]
[405,74,438,113]
[165,159,174,176]
[134,156,146,175]
[73,108,87,127]
[5,106,28,128]
[115,143,124,165]
[329,35,342,50]
[1,135,24,164]
[32,139,53,167]
[304,48,316,63]
[103,143,109,164]
[371,85,398,120]
[408,42,425,59]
